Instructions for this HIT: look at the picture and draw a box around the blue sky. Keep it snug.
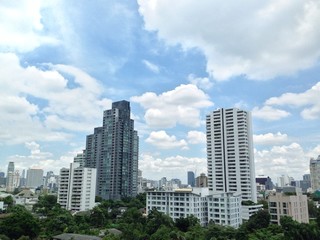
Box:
[0,0,320,184]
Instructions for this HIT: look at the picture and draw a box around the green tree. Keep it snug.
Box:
[42,207,75,237]
[0,205,40,239]
[33,194,58,215]
[2,195,14,209]
[185,224,206,240]
[175,215,199,232]
[246,209,270,232]
[90,206,106,227]
[145,208,174,235]
[206,223,236,240]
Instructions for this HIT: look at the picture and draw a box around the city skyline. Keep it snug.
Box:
[0,1,320,183]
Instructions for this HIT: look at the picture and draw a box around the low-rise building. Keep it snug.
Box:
[146,188,242,228]
[14,189,39,211]
[268,187,309,225]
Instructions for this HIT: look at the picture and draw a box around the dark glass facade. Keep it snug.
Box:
[85,100,139,200]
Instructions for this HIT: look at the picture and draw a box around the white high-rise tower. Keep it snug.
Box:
[206,108,257,202]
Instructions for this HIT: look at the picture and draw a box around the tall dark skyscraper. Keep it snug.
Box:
[187,171,195,187]
[85,100,139,200]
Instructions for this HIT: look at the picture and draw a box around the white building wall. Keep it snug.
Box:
[206,108,257,202]
[146,189,242,228]
[58,163,96,211]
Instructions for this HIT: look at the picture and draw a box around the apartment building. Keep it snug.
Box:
[146,188,242,228]
[268,187,309,225]
[206,108,257,202]
[310,155,320,191]
[58,162,96,211]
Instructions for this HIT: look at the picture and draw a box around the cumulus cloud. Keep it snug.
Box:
[253,132,288,146]
[265,82,320,119]
[139,153,207,181]
[146,131,188,150]
[0,1,58,52]
[4,141,76,174]
[138,0,320,80]
[252,106,291,121]
[131,84,213,128]
[0,53,112,144]
[254,143,320,182]
[187,131,206,144]
[188,74,213,90]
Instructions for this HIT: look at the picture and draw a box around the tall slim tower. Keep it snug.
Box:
[6,162,15,192]
[85,100,139,200]
[206,108,257,202]
[310,155,320,191]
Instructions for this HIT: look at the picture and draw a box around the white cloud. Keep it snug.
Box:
[265,82,320,120]
[139,153,207,181]
[142,59,160,73]
[131,84,213,128]
[188,74,213,90]
[253,132,288,145]
[187,131,206,144]
[254,143,320,182]
[4,142,76,174]
[252,106,290,121]
[146,131,188,150]
[138,0,320,80]
[0,1,58,52]
[0,53,112,144]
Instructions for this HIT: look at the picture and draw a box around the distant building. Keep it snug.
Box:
[268,187,309,225]
[26,169,44,188]
[310,156,320,191]
[85,100,139,200]
[277,175,291,187]
[256,176,274,191]
[20,169,26,187]
[196,173,208,187]
[15,189,39,211]
[58,162,96,211]
[0,172,5,187]
[44,171,59,192]
[187,171,195,187]
[13,170,20,189]
[6,162,15,192]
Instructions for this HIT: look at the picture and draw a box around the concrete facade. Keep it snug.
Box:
[146,188,242,228]
[268,188,309,225]
[58,162,96,211]
[206,108,257,202]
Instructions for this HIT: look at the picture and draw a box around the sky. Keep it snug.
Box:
[0,0,320,185]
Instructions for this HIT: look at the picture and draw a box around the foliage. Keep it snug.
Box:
[0,195,14,209]
[280,215,320,240]
[241,200,255,206]
[145,208,174,235]
[206,223,236,240]
[41,206,75,238]
[5,193,320,240]
[175,215,199,232]
[257,199,268,209]
[0,205,40,239]
[33,194,58,215]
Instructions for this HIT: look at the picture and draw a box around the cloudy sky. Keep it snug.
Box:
[1,0,320,184]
